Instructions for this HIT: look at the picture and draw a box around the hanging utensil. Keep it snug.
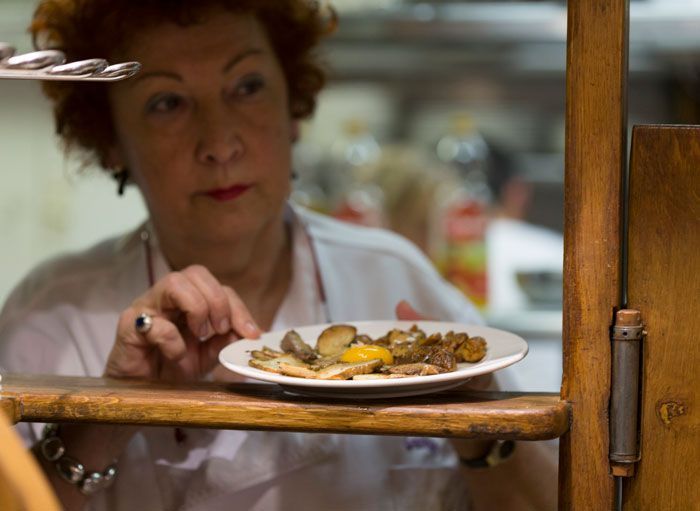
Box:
[4,50,66,70]
[47,58,109,77]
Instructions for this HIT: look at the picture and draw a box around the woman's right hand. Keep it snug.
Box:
[105,265,261,382]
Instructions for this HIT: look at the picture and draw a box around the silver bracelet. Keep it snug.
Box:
[39,423,118,495]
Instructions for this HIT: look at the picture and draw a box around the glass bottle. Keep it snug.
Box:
[330,118,387,228]
[430,114,492,309]
[290,123,329,213]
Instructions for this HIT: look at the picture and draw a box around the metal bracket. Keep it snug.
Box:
[612,325,645,341]
[609,309,646,477]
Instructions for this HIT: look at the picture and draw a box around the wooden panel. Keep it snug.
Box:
[0,412,61,511]
[0,398,17,424]
[0,373,570,440]
[624,125,700,508]
[561,1,629,509]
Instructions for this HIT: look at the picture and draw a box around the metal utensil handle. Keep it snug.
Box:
[0,43,140,82]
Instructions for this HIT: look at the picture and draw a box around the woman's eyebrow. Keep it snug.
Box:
[223,48,263,73]
[127,71,182,87]
[124,48,264,88]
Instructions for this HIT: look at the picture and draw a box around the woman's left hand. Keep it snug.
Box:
[394,300,426,321]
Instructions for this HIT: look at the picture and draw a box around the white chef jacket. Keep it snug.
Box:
[0,204,483,511]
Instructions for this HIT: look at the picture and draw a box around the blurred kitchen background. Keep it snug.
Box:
[2,0,699,391]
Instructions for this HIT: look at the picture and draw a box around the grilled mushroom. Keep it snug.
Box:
[249,354,309,374]
[316,324,356,356]
[387,363,445,376]
[443,331,470,352]
[280,330,317,362]
[262,346,285,357]
[417,332,442,347]
[310,354,343,370]
[387,329,417,346]
[424,347,457,371]
[315,359,383,380]
[250,350,274,361]
[278,363,319,379]
[352,373,409,380]
[456,336,487,363]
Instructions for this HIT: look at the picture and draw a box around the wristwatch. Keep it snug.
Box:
[460,439,516,469]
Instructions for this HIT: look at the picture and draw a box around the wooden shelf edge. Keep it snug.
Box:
[0,397,18,424]
[1,374,570,440]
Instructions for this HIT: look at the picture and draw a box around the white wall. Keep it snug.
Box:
[0,78,147,304]
[0,2,148,303]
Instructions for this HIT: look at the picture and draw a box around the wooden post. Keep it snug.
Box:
[561,1,629,509]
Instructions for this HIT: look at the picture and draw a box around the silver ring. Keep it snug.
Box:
[134,313,153,334]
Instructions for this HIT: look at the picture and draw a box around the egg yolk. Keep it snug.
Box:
[340,345,394,365]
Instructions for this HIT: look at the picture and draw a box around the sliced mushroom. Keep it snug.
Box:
[352,373,409,380]
[387,329,417,346]
[280,330,317,361]
[417,332,442,347]
[316,324,356,357]
[309,354,343,370]
[390,342,415,361]
[408,324,427,343]
[250,350,274,361]
[387,363,445,376]
[248,354,309,374]
[456,336,487,363]
[262,346,285,357]
[443,331,470,352]
[424,347,457,371]
[248,324,487,380]
[315,359,383,380]
[278,363,319,379]
[352,334,373,345]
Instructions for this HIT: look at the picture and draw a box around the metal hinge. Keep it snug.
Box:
[609,309,647,477]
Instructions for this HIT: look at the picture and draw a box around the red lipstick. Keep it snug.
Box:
[204,184,252,202]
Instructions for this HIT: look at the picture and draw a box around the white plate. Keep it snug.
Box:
[219,320,528,399]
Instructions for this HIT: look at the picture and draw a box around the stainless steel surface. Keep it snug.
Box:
[4,49,65,70]
[47,58,108,77]
[0,46,140,82]
[93,62,141,79]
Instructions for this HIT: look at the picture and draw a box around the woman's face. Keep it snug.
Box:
[107,9,295,246]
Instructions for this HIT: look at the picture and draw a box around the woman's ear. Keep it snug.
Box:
[103,145,125,171]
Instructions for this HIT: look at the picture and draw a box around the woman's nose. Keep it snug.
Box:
[195,108,244,165]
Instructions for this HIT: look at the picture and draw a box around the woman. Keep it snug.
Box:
[0,1,556,510]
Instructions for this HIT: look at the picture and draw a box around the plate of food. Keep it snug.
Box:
[219,320,528,399]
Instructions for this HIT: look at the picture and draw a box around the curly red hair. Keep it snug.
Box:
[30,0,334,168]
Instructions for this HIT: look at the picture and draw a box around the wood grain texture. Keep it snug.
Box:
[0,374,570,440]
[562,1,629,508]
[624,125,700,508]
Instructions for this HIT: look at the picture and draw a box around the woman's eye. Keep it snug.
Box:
[235,75,265,97]
[146,94,185,114]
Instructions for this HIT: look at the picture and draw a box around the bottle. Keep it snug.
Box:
[430,114,491,309]
[329,118,387,228]
[290,123,329,213]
